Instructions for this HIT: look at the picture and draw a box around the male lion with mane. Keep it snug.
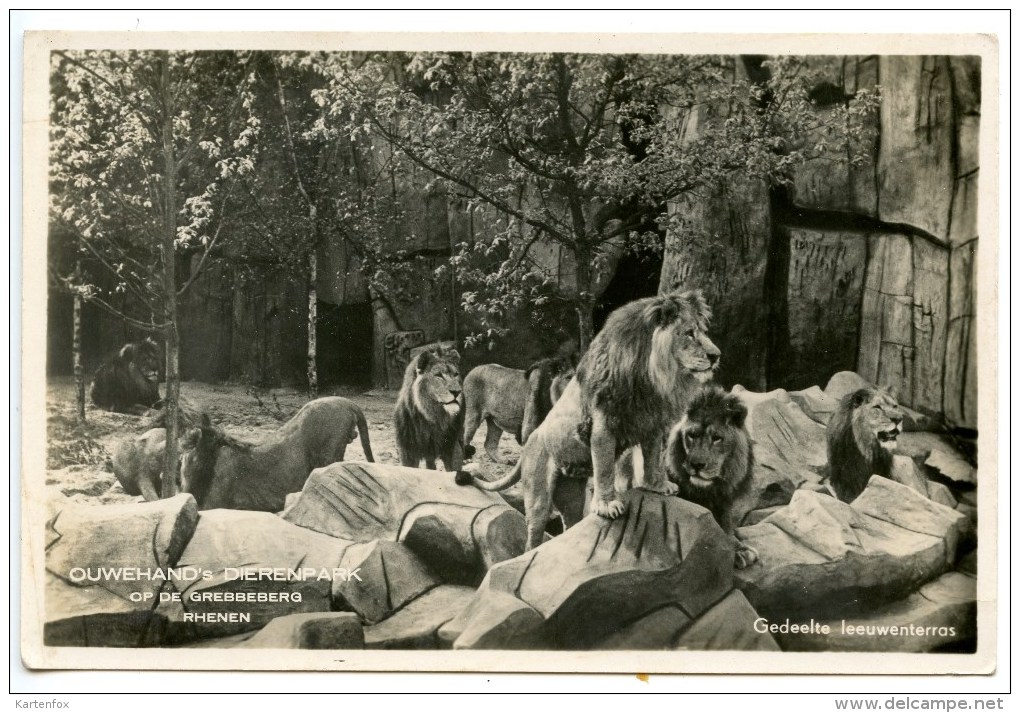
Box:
[394,345,467,473]
[665,385,758,569]
[824,386,904,502]
[90,338,162,414]
[458,290,720,549]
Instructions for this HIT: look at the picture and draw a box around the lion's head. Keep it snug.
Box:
[577,289,721,448]
[411,347,463,420]
[847,387,904,453]
[644,290,720,390]
[123,338,161,384]
[667,385,752,506]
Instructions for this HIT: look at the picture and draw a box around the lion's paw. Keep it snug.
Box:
[652,481,679,496]
[734,541,759,570]
[595,499,626,519]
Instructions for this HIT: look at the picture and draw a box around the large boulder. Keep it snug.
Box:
[735,479,967,620]
[164,509,355,641]
[44,494,199,647]
[449,490,735,650]
[731,386,825,489]
[673,589,781,652]
[282,462,527,584]
[333,540,440,624]
[363,585,476,649]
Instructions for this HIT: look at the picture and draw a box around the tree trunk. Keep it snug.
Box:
[574,239,595,352]
[159,52,181,498]
[307,247,318,399]
[72,262,85,424]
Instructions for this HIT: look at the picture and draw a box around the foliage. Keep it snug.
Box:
[311,52,879,348]
[49,50,262,327]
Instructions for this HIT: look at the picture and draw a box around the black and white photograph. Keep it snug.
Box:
[18,22,999,679]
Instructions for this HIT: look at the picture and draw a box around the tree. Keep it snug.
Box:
[314,52,877,352]
[49,49,261,495]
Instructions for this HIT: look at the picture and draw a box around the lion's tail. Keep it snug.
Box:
[454,459,522,491]
[354,406,375,463]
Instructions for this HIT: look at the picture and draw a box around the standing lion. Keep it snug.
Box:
[394,344,467,473]
[458,290,720,549]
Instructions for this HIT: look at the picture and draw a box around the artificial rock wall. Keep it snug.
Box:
[661,55,980,429]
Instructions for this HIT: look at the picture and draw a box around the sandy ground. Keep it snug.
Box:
[42,377,520,508]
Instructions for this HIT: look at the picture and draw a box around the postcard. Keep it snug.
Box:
[20,27,998,676]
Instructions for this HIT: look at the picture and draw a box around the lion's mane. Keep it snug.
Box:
[394,346,464,470]
[576,290,713,449]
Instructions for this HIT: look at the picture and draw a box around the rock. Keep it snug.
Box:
[734,386,827,471]
[735,481,966,619]
[596,606,692,650]
[896,432,962,461]
[442,590,547,650]
[887,454,955,505]
[283,462,527,584]
[43,494,199,647]
[165,509,355,640]
[925,449,977,487]
[333,540,439,624]
[238,613,364,649]
[732,385,825,488]
[774,571,976,652]
[673,590,781,652]
[364,585,475,649]
[279,491,302,517]
[450,490,734,650]
[851,476,967,564]
[788,385,837,425]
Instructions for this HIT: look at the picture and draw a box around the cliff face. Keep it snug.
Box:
[660,56,980,429]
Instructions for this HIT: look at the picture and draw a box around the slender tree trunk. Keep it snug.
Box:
[574,239,595,352]
[72,262,85,423]
[307,245,318,399]
[159,52,181,498]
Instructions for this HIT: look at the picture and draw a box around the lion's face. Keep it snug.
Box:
[666,385,751,509]
[850,388,904,452]
[125,339,161,383]
[649,318,721,389]
[414,351,463,418]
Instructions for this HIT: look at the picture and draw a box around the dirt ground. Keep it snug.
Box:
[42,377,520,508]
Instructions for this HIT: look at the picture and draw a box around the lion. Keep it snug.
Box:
[824,386,904,502]
[462,357,574,463]
[457,290,720,550]
[178,396,375,511]
[111,428,170,502]
[665,385,758,569]
[393,345,466,472]
[90,338,162,414]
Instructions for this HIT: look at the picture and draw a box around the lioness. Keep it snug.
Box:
[111,427,170,502]
[462,357,574,463]
[665,385,758,569]
[394,345,466,472]
[458,290,720,549]
[824,386,904,502]
[179,396,374,511]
